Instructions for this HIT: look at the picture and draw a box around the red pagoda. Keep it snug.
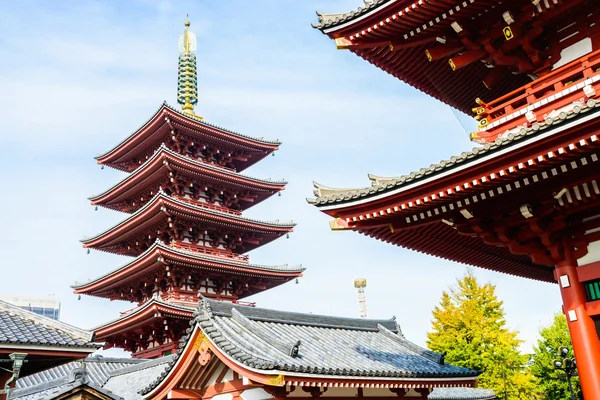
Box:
[75,19,303,359]
[310,1,600,398]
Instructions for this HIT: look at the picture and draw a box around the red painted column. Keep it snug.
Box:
[556,245,600,400]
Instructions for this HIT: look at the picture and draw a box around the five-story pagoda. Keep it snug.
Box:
[74,19,303,359]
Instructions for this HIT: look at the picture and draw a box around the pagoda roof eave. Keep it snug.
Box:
[313,0,398,32]
[95,103,281,167]
[72,240,305,295]
[310,104,600,213]
[93,298,194,333]
[81,192,295,248]
[89,145,286,204]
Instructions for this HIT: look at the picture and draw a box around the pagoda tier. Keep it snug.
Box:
[73,241,304,303]
[314,0,600,116]
[90,146,286,213]
[82,192,294,256]
[94,299,194,358]
[96,103,280,172]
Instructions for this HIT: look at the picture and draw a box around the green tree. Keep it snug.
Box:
[530,313,580,399]
[427,270,537,399]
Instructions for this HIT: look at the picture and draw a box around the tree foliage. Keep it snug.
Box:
[530,313,580,399]
[426,270,537,399]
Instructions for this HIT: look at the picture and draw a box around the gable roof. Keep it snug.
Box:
[142,297,479,396]
[0,300,98,350]
[14,357,145,391]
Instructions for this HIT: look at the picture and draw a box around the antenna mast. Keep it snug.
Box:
[354,278,368,318]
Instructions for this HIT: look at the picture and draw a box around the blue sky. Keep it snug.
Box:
[0,0,560,355]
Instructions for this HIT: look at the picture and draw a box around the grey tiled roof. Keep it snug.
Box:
[0,300,98,350]
[15,357,144,390]
[313,0,389,30]
[96,102,280,161]
[72,240,304,290]
[102,356,175,400]
[429,387,496,400]
[142,297,479,394]
[309,99,600,207]
[9,356,172,400]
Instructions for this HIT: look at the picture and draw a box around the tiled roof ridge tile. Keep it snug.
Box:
[230,308,298,357]
[309,101,600,206]
[81,191,295,244]
[208,299,398,331]
[313,0,390,30]
[0,300,96,346]
[96,102,280,160]
[72,240,304,290]
[376,324,446,366]
[89,144,286,201]
[107,354,176,378]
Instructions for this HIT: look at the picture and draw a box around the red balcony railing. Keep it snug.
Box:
[472,49,600,143]
[170,242,249,263]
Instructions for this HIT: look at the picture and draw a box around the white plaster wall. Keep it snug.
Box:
[241,388,273,400]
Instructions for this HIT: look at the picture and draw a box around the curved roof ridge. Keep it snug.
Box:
[73,241,304,290]
[91,299,194,331]
[313,0,393,30]
[81,192,295,244]
[107,354,175,378]
[89,146,286,201]
[96,103,280,160]
[0,299,95,344]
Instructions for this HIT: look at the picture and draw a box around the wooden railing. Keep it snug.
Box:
[175,196,242,216]
[472,49,600,143]
[170,242,249,263]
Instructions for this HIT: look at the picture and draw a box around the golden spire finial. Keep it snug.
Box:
[177,15,201,118]
[184,14,191,27]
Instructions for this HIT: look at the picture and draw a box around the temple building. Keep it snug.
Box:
[0,300,99,400]
[309,0,600,398]
[75,19,303,359]
[9,299,495,400]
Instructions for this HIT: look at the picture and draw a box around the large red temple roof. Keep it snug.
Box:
[96,103,281,172]
[90,145,286,212]
[313,0,597,115]
[309,102,600,282]
[82,192,294,255]
[310,101,600,211]
[72,241,304,300]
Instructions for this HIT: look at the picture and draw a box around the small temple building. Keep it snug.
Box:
[0,300,99,400]
[74,19,303,359]
[9,299,495,400]
[309,0,600,398]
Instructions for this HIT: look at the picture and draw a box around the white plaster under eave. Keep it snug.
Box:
[212,393,233,400]
[579,240,600,266]
[240,388,272,400]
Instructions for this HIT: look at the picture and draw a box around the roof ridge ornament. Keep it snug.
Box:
[177,16,201,119]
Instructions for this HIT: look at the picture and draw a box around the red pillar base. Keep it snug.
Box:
[556,255,600,400]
